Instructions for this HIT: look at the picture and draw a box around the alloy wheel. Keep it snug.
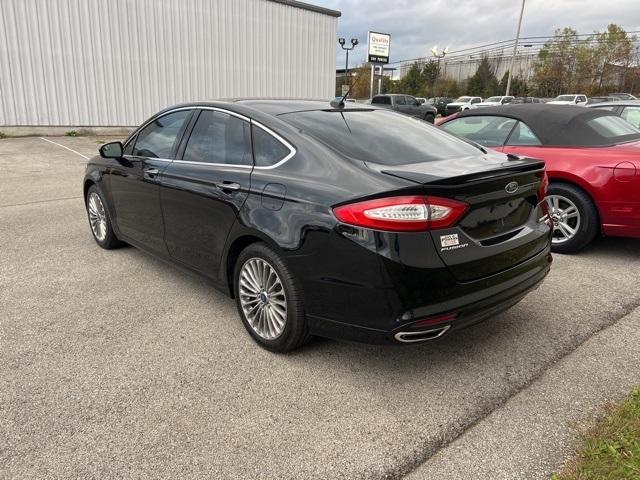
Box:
[238,257,287,340]
[88,192,108,242]
[546,194,580,244]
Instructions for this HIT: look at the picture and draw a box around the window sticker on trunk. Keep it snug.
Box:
[440,233,469,252]
[440,234,459,247]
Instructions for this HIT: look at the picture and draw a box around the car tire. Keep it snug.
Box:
[234,242,311,353]
[86,185,124,249]
[547,183,599,254]
[424,113,435,123]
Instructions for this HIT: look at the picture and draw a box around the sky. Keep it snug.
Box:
[312,0,640,67]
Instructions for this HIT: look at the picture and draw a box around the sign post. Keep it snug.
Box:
[367,31,391,100]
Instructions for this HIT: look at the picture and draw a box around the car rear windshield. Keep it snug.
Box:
[278,109,480,165]
[454,97,471,103]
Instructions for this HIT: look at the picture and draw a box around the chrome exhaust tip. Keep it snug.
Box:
[394,325,451,343]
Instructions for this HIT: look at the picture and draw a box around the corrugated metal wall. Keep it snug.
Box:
[0,0,338,126]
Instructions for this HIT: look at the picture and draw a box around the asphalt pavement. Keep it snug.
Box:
[1,136,639,479]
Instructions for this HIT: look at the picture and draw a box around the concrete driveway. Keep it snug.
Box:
[1,136,639,479]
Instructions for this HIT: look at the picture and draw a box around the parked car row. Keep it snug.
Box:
[370,94,437,122]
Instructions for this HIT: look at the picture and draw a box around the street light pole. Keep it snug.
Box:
[345,49,350,88]
[505,0,526,96]
[338,37,359,93]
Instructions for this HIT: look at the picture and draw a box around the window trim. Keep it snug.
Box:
[127,109,195,161]
[505,120,542,146]
[250,122,297,169]
[125,106,296,169]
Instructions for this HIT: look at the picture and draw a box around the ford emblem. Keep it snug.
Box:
[505,181,519,194]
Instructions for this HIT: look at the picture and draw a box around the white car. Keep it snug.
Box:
[547,94,588,106]
[444,96,482,116]
[475,95,514,107]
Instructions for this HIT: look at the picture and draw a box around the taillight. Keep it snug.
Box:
[537,172,550,220]
[333,195,469,232]
[538,172,549,201]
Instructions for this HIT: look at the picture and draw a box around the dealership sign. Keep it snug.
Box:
[367,31,390,64]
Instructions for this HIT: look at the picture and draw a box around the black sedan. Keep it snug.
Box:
[425,97,454,115]
[84,100,552,352]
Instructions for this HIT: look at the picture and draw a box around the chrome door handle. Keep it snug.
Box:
[144,167,160,177]
[214,181,241,191]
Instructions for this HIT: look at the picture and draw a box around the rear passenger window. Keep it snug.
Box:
[371,96,391,105]
[506,121,542,146]
[252,125,293,167]
[133,110,191,158]
[183,110,251,165]
[395,96,406,105]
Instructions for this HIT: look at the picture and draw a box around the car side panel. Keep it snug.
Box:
[501,145,640,237]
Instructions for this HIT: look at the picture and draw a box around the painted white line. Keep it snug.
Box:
[39,137,90,160]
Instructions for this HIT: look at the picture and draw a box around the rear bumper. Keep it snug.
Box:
[306,246,552,345]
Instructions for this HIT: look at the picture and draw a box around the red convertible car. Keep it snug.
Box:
[439,104,640,253]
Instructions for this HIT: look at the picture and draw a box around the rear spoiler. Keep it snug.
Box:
[381,158,545,186]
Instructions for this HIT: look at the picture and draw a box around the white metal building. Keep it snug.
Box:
[0,0,340,127]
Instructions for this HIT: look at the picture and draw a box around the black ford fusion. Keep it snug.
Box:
[84,99,552,352]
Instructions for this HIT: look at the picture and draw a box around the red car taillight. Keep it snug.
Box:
[333,195,469,232]
[538,171,549,202]
[537,172,550,218]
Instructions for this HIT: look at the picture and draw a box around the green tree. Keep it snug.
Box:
[593,24,636,90]
[532,24,637,96]
[533,27,581,96]
[467,57,500,97]
[397,62,423,95]
[499,71,529,96]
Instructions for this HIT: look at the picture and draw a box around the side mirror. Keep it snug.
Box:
[99,141,124,158]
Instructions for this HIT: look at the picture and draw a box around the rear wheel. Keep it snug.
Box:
[547,183,599,254]
[86,185,123,249]
[234,243,310,352]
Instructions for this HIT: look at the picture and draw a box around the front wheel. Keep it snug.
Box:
[86,185,123,249]
[546,183,599,254]
[424,113,435,123]
[234,243,310,352]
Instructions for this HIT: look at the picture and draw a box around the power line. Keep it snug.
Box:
[387,29,640,66]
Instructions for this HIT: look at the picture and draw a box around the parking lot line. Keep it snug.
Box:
[39,137,89,160]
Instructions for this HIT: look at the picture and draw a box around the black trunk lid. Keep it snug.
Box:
[371,153,550,282]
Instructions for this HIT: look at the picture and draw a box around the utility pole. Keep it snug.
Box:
[506,0,526,96]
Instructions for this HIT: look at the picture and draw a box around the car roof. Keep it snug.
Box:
[453,103,637,146]
[588,99,640,107]
[231,98,375,116]
[147,99,378,125]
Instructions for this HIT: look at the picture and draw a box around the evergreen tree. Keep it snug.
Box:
[467,58,499,97]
